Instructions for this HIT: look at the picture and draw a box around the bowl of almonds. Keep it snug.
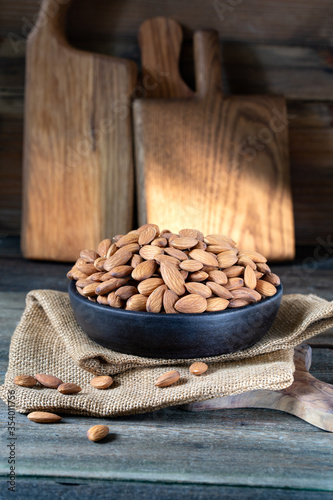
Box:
[67,225,282,358]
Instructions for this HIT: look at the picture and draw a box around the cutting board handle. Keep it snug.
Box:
[194,30,223,97]
[30,0,73,39]
[139,17,193,98]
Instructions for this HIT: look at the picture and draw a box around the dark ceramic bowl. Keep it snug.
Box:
[68,281,282,359]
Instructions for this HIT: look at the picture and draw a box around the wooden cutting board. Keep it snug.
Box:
[21,0,137,262]
[134,18,295,261]
[182,345,333,432]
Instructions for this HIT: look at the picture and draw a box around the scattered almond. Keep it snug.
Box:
[87,424,109,442]
[57,383,82,394]
[27,411,62,423]
[35,374,63,389]
[189,362,208,375]
[155,370,180,387]
[90,376,113,389]
[14,375,37,387]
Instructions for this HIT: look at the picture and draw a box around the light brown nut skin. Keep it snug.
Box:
[174,294,207,314]
[57,383,82,394]
[90,376,113,389]
[87,424,109,442]
[14,375,37,387]
[155,370,180,387]
[206,297,229,312]
[27,411,62,423]
[163,290,179,314]
[35,374,63,389]
[189,362,208,375]
[228,299,251,308]
[126,294,148,311]
[255,280,277,297]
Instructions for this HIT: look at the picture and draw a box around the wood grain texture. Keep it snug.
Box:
[134,19,295,261]
[21,0,137,261]
[183,345,333,432]
[2,0,333,47]
[0,251,332,493]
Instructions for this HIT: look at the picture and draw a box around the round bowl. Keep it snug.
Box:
[68,281,282,359]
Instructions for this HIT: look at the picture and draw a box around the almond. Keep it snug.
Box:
[125,294,148,311]
[170,237,198,250]
[208,270,228,285]
[244,265,257,289]
[206,282,233,299]
[151,237,167,247]
[75,262,97,276]
[116,232,139,248]
[160,261,186,296]
[155,254,181,267]
[137,278,164,296]
[155,370,180,387]
[114,286,138,301]
[263,272,281,286]
[180,259,203,272]
[76,278,94,288]
[189,249,218,267]
[217,252,238,269]
[108,265,133,278]
[146,284,167,313]
[232,287,262,302]
[185,282,212,298]
[139,245,164,260]
[96,277,129,295]
[189,362,208,375]
[28,411,62,423]
[175,294,207,313]
[132,260,157,281]
[94,257,107,271]
[225,277,244,290]
[108,291,124,308]
[180,270,188,280]
[138,226,157,245]
[137,223,160,235]
[113,234,123,242]
[90,375,113,389]
[163,290,179,314]
[223,265,244,278]
[80,249,99,262]
[57,383,81,394]
[104,250,132,272]
[187,271,209,282]
[237,255,256,270]
[255,271,264,279]
[256,263,271,274]
[35,374,63,388]
[106,243,117,258]
[97,295,109,305]
[97,238,112,257]
[204,234,236,246]
[228,298,251,308]
[14,375,37,387]
[255,280,277,297]
[71,269,88,281]
[131,254,143,268]
[81,282,100,296]
[90,272,106,282]
[179,228,199,239]
[206,297,229,311]
[207,244,233,254]
[164,247,188,261]
[87,424,109,442]
[120,243,140,254]
[239,250,267,263]
[194,241,207,250]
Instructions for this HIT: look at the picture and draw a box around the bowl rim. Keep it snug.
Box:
[68,281,283,319]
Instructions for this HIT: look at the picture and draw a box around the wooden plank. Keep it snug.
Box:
[0,394,333,490]
[1,0,333,46]
[0,479,332,500]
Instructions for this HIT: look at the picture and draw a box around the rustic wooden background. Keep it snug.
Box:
[1,0,332,246]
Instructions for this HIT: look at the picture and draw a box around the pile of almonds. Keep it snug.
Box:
[67,225,280,313]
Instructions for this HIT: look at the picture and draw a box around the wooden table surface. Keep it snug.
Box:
[1,237,333,499]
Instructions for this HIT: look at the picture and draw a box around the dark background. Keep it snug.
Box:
[0,0,332,246]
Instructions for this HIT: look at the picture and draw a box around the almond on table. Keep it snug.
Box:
[67,225,281,313]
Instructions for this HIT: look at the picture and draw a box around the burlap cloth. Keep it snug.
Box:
[1,290,333,417]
